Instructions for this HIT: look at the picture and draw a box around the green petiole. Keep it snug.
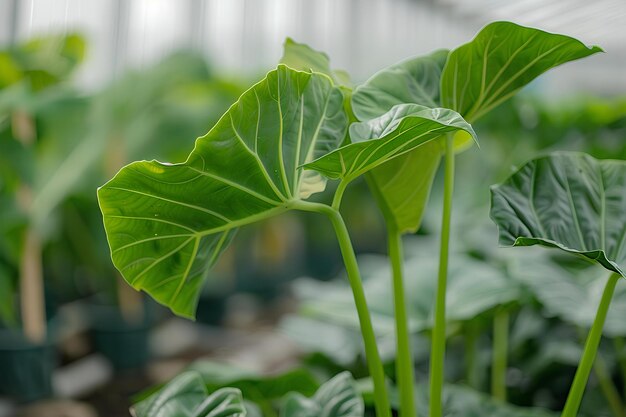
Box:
[429,134,455,417]
[561,273,620,417]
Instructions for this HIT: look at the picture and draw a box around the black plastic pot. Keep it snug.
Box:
[89,301,154,371]
[0,329,56,402]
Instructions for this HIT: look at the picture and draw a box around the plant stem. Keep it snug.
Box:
[332,179,349,210]
[593,352,625,417]
[491,309,509,402]
[561,273,620,417]
[428,135,455,417]
[388,226,416,417]
[465,321,480,389]
[295,201,391,417]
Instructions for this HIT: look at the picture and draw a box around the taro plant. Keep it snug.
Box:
[98,64,477,417]
[98,22,601,417]
[491,152,626,417]
[283,21,601,417]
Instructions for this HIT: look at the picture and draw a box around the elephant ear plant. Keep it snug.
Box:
[285,21,601,417]
[491,152,626,417]
[98,65,476,417]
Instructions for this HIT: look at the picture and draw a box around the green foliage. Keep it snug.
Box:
[491,152,626,277]
[132,371,246,417]
[510,256,626,336]
[98,65,347,317]
[0,33,85,91]
[441,22,602,123]
[280,372,363,417]
[304,105,476,185]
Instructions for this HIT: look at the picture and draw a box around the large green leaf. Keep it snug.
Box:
[132,371,246,417]
[351,50,448,121]
[510,255,626,336]
[304,104,476,184]
[280,372,364,417]
[98,65,347,318]
[441,21,602,123]
[490,152,626,277]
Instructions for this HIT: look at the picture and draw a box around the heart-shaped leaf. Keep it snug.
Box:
[441,21,602,123]
[98,65,347,318]
[132,371,246,417]
[280,372,364,417]
[490,152,626,277]
[303,104,476,184]
[280,38,351,89]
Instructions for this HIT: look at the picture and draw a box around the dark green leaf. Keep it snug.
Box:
[490,152,626,277]
[132,371,246,417]
[441,21,602,123]
[280,372,363,417]
[98,65,346,318]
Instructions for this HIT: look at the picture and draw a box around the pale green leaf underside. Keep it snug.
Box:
[132,372,246,417]
[98,65,346,318]
[280,372,363,417]
[303,104,476,183]
[441,21,602,122]
[491,152,626,277]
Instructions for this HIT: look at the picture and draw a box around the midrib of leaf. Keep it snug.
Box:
[529,164,549,238]
[228,112,288,202]
[195,206,289,237]
[275,69,292,199]
[130,237,195,287]
[105,215,197,233]
[457,52,473,115]
[349,123,452,180]
[112,233,193,254]
[170,236,200,304]
[563,171,587,251]
[106,186,231,222]
[294,96,305,189]
[297,86,333,191]
[464,32,538,119]
[185,165,280,205]
[598,165,607,252]
[475,40,568,119]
